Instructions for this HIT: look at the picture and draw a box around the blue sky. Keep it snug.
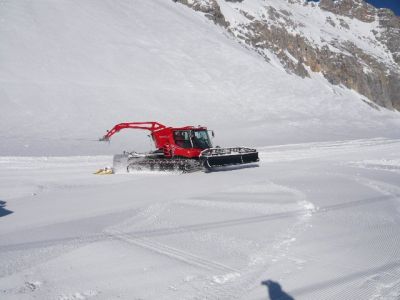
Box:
[365,0,400,15]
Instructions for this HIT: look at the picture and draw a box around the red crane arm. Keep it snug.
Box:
[100,122,166,141]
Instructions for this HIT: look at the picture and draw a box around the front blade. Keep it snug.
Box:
[200,147,259,169]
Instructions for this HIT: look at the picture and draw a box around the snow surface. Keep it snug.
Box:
[1,0,400,299]
[1,139,400,299]
[1,0,400,156]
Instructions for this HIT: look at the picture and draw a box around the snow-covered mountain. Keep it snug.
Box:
[174,0,400,110]
[0,0,399,156]
[2,2,400,300]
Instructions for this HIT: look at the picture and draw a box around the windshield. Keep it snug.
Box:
[191,130,212,149]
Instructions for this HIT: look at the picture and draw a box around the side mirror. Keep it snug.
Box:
[211,130,215,138]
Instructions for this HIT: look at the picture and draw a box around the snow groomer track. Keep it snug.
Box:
[1,138,400,299]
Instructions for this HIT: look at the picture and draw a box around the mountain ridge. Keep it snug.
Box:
[173,0,400,110]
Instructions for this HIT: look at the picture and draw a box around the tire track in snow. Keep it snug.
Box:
[353,175,400,300]
[287,235,400,300]
[259,138,400,163]
[290,261,400,300]
[290,174,400,300]
[104,181,318,299]
[106,229,242,300]
[352,176,400,260]
[354,176,400,199]
[106,229,239,274]
[182,183,317,300]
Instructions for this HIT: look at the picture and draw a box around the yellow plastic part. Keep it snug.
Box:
[94,168,114,175]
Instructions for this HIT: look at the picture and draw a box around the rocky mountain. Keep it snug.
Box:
[173,0,400,110]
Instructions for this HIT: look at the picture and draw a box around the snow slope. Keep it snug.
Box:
[1,1,400,300]
[0,0,399,155]
[1,139,400,299]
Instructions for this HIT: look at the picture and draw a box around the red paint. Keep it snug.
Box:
[101,122,211,159]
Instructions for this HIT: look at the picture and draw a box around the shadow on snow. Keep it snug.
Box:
[262,280,295,300]
[0,200,13,218]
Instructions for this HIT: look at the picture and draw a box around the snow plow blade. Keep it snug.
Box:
[200,147,259,169]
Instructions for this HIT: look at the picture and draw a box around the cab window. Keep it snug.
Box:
[173,131,192,149]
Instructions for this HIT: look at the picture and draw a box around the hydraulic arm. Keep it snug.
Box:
[100,122,166,141]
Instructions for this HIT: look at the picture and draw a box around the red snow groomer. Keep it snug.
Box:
[100,122,259,172]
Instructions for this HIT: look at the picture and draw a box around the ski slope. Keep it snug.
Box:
[1,138,400,299]
[1,0,400,299]
[0,0,400,155]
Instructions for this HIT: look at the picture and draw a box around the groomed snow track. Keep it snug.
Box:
[1,139,400,299]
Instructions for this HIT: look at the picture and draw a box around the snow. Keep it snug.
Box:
[1,139,400,299]
[1,0,400,299]
[1,0,400,156]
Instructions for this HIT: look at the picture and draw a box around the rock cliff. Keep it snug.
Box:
[173,0,400,110]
